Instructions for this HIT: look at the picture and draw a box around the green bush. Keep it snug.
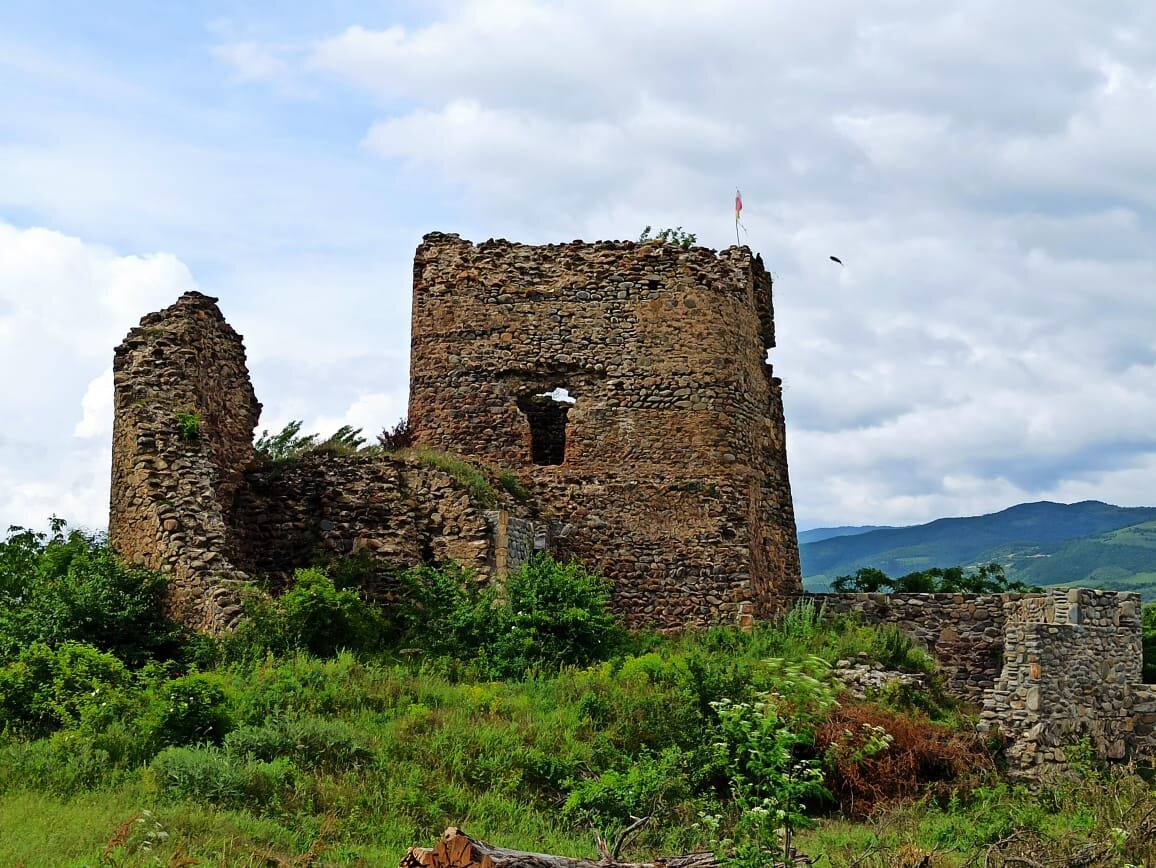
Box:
[0,522,185,667]
[0,642,129,738]
[563,746,691,827]
[150,746,300,812]
[139,673,233,749]
[0,733,118,795]
[486,557,625,677]
[280,568,388,657]
[225,716,371,771]
[224,568,389,660]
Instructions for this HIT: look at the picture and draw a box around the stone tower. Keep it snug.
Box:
[408,234,801,627]
[109,292,260,630]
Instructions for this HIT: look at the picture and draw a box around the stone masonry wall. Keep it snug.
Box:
[805,590,1156,777]
[799,593,1013,704]
[110,292,260,630]
[408,233,801,628]
[110,292,532,629]
[979,589,1153,776]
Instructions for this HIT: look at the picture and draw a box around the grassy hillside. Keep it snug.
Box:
[802,501,1156,598]
[3,524,1156,866]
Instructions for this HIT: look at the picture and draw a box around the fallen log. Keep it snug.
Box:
[399,827,812,868]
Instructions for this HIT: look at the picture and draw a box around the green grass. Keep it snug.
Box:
[0,610,1151,865]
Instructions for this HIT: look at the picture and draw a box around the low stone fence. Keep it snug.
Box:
[798,589,1155,778]
[794,592,1016,704]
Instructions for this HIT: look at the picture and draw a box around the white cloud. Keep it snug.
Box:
[213,41,290,82]
[0,222,196,531]
[7,1,1156,533]
[73,367,114,439]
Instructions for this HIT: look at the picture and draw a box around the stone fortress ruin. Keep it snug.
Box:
[110,234,801,634]
[109,232,1155,778]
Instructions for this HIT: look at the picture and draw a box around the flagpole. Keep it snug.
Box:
[734,187,742,247]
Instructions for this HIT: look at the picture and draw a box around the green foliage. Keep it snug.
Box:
[0,642,129,737]
[0,522,185,667]
[254,420,367,462]
[486,557,626,677]
[712,658,837,863]
[412,448,500,505]
[870,626,936,674]
[562,746,691,828]
[280,568,388,657]
[225,716,371,771]
[401,557,626,679]
[139,673,233,749]
[831,566,893,593]
[639,225,697,249]
[176,411,202,441]
[150,746,300,812]
[832,562,1035,594]
[225,568,389,660]
[498,470,530,501]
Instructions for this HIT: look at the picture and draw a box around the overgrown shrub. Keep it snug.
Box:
[138,673,233,750]
[563,746,691,828]
[397,556,625,679]
[0,642,129,738]
[0,522,185,667]
[225,568,389,660]
[377,417,414,450]
[483,557,626,678]
[816,703,990,818]
[150,746,300,812]
[280,568,388,657]
[225,716,371,771]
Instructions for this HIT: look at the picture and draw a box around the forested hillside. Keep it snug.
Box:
[802,501,1156,599]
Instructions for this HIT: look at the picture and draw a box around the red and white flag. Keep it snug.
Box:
[735,188,743,222]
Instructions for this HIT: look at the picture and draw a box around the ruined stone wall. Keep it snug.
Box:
[110,292,260,630]
[408,234,800,628]
[979,589,1154,776]
[799,593,1013,703]
[110,292,532,630]
[231,453,533,594]
[805,589,1156,777]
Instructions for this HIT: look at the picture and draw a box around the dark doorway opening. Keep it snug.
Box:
[517,390,573,465]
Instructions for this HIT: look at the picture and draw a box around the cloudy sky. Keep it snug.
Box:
[2,1,1155,534]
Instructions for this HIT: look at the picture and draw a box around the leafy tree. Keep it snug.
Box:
[834,563,1033,595]
[831,567,892,593]
[255,420,367,461]
[254,420,316,461]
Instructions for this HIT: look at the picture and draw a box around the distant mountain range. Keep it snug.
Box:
[799,500,1156,601]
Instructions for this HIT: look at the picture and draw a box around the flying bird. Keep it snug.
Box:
[829,256,844,266]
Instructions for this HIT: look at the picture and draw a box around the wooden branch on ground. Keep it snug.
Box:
[399,827,722,868]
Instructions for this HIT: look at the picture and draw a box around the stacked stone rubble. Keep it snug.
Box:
[408,234,801,628]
